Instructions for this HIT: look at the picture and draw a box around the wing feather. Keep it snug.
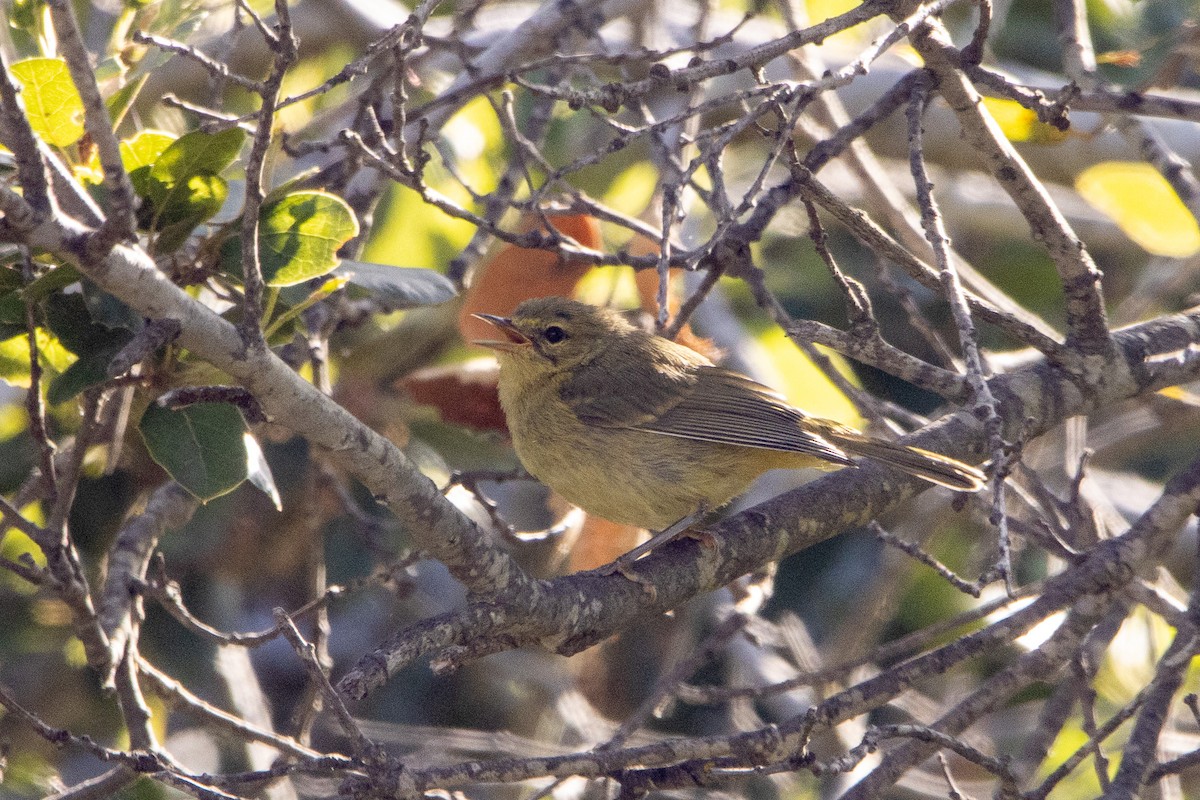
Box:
[560,338,702,427]
[563,358,852,466]
[642,368,852,464]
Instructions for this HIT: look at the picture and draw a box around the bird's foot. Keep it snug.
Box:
[605,559,658,599]
[600,508,713,598]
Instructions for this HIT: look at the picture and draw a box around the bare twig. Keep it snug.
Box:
[239,0,299,348]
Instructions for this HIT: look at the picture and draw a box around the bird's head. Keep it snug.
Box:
[472,296,635,374]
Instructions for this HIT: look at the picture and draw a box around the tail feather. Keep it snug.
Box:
[825,433,986,492]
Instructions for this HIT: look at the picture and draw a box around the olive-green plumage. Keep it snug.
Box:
[476,297,984,530]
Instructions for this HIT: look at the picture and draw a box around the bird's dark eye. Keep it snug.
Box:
[543,325,567,344]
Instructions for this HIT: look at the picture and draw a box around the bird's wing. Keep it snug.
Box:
[643,367,854,463]
[565,360,853,465]
[559,342,702,428]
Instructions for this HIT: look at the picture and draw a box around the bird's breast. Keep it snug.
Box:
[499,376,764,527]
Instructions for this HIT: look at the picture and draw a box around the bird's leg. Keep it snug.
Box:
[615,510,705,565]
[600,504,713,594]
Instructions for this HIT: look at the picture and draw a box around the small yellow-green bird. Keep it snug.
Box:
[475,297,984,534]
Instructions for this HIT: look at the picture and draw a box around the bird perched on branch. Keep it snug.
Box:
[474,297,985,559]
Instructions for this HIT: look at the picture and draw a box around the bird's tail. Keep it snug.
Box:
[823,431,987,492]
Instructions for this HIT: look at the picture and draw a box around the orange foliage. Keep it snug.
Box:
[401,358,507,432]
[457,213,603,343]
[567,515,644,573]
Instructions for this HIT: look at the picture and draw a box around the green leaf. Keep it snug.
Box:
[10,0,38,31]
[81,279,143,331]
[262,166,322,205]
[166,5,208,43]
[138,129,237,252]
[0,329,75,389]
[10,58,85,148]
[0,292,24,324]
[217,235,244,280]
[44,291,137,351]
[138,402,251,502]
[22,265,81,301]
[47,336,131,405]
[44,293,116,355]
[259,191,359,287]
[0,267,23,295]
[336,260,457,309]
[39,289,135,402]
[0,293,27,341]
[270,275,350,335]
[120,130,176,197]
[149,127,245,187]
[106,74,148,131]
[148,174,229,253]
[92,56,126,85]
[158,174,228,225]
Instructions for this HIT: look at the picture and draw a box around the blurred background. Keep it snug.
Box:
[3,0,1200,797]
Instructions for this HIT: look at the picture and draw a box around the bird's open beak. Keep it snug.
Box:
[471,313,531,352]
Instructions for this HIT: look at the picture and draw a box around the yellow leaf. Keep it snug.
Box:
[0,402,29,440]
[441,95,503,195]
[806,0,876,48]
[604,161,659,217]
[1094,605,1173,703]
[1097,49,1142,67]
[981,96,1067,144]
[0,329,76,388]
[63,637,87,668]
[148,693,170,745]
[361,184,474,269]
[9,57,84,148]
[72,163,104,185]
[318,275,350,294]
[1037,725,1118,796]
[806,0,858,17]
[1,509,46,594]
[1076,161,1200,258]
[574,266,643,309]
[2,514,46,550]
[758,327,862,427]
[1157,385,1200,406]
